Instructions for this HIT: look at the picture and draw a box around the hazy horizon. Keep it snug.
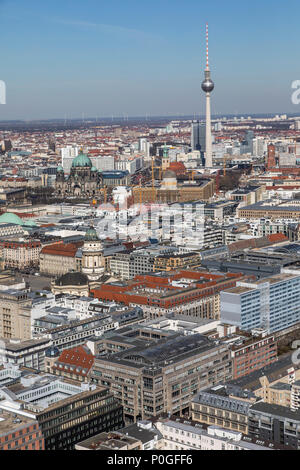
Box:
[1,0,300,120]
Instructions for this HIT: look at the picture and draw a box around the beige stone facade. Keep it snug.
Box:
[0,290,32,340]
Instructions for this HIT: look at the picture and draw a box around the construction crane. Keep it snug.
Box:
[215,169,220,194]
[223,154,231,177]
[139,181,142,205]
[151,156,162,202]
[188,170,197,182]
[130,183,143,206]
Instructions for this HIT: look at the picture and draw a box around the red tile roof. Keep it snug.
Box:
[53,345,94,377]
[40,241,83,257]
[267,233,289,243]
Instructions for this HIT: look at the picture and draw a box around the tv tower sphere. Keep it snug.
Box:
[201,72,214,93]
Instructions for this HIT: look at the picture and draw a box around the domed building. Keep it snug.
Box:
[0,212,24,226]
[51,271,90,296]
[55,152,100,198]
[82,227,105,281]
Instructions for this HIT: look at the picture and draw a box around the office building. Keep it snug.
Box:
[0,290,32,340]
[191,121,206,155]
[92,270,249,320]
[220,271,300,333]
[91,332,232,423]
[0,376,124,450]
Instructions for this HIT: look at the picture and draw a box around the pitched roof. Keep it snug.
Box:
[53,345,94,377]
[41,241,83,257]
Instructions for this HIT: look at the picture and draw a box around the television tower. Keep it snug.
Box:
[201,23,214,168]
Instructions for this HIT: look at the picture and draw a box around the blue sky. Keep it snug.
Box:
[0,0,300,119]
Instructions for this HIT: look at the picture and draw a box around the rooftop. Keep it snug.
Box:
[0,409,37,437]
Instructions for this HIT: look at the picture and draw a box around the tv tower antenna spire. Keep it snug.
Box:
[206,23,209,70]
[202,23,214,169]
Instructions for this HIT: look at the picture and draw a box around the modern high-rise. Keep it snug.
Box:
[220,270,300,333]
[191,120,206,154]
[240,131,254,155]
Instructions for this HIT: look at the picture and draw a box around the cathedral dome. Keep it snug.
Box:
[57,165,64,172]
[71,153,92,168]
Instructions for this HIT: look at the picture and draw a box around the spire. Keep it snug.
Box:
[201,23,214,94]
[206,23,209,71]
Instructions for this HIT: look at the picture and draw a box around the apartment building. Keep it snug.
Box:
[248,402,300,449]
[0,223,25,237]
[230,186,264,207]
[153,252,201,272]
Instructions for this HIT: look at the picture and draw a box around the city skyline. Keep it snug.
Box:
[1,0,300,120]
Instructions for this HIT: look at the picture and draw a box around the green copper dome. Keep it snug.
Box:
[71,152,92,168]
[85,227,99,241]
[0,212,24,225]
[91,166,97,172]
[57,165,64,172]
[24,220,37,227]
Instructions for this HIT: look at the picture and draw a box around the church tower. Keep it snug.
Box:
[162,143,170,171]
[82,227,105,281]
